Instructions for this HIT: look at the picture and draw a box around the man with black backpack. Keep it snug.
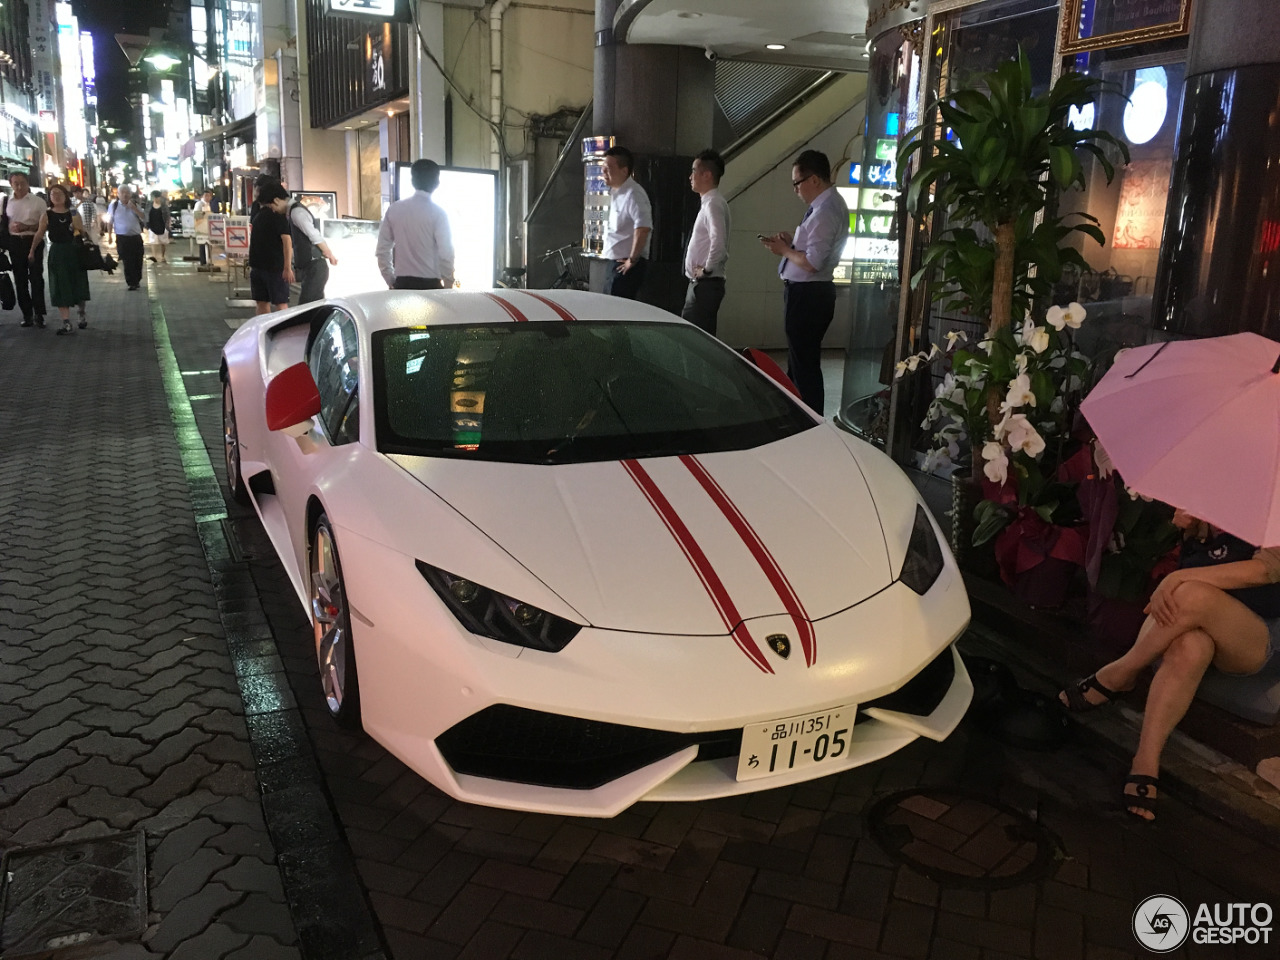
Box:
[288,195,338,304]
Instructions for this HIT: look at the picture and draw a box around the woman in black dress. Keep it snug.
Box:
[147,191,169,264]
[29,183,90,335]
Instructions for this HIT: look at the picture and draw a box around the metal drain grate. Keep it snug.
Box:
[0,830,147,958]
[867,789,1059,889]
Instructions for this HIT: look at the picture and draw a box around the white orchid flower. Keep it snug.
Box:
[1004,414,1046,457]
[981,442,1009,484]
[944,330,968,349]
[1093,440,1115,479]
[1020,317,1050,354]
[922,447,953,473]
[1046,305,1067,330]
[1065,302,1086,328]
[1015,353,1029,376]
[1002,373,1036,412]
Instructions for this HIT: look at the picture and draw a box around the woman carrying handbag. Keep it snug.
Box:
[29,183,91,334]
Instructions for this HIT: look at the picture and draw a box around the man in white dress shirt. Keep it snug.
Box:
[376,159,454,289]
[601,145,652,299]
[681,149,730,336]
[760,149,850,414]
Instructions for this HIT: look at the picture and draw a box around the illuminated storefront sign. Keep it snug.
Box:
[326,0,402,18]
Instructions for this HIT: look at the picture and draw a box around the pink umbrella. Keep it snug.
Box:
[1081,332,1280,547]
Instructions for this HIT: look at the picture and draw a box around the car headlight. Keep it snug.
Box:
[899,504,946,596]
[415,560,581,652]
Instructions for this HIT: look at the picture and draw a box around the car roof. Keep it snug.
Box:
[336,289,681,331]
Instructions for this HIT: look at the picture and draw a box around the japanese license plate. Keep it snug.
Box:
[735,705,856,782]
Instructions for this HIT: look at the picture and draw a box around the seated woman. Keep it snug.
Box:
[1060,508,1280,821]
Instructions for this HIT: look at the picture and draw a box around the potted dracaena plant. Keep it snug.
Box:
[893,48,1129,597]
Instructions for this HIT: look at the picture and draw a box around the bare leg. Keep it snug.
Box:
[1066,580,1269,707]
[1125,629,1215,818]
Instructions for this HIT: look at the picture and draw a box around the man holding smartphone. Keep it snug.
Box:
[760,149,849,414]
[108,185,147,291]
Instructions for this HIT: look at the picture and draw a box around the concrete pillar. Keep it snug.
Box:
[1152,0,1280,339]
[410,1,447,162]
[591,0,714,310]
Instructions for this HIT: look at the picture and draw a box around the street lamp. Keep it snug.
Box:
[144,52,181,72]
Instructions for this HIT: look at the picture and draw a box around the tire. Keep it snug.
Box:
[222,379,251,505]
[309,514,362,729]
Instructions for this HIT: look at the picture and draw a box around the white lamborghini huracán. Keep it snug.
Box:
[220,288,972,816]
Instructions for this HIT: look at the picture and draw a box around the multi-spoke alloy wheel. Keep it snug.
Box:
[310,515,361,727]
[222,379,250,504]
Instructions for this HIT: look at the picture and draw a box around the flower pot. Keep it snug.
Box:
[1010,555,1077,609]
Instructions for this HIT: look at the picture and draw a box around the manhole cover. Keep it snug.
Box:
[0,830,147,958]
[867,788,1058,889]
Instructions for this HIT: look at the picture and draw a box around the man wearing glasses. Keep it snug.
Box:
[760,150,849,414]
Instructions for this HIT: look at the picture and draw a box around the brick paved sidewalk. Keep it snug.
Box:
[0,264,300,958]
[146,265,1280,960]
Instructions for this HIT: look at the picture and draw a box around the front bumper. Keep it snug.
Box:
[335,528,972,816]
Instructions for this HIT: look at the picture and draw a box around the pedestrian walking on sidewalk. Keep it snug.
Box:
[601,145,652,300]
[108,186,146,290]
[376,159,454,290]
[193,190,214,265]
[288,194,338,303]
[147,191,170,264]
[74,187,101,246]
[760,149,850,414]
[6,170,48,327]
[248,181,294,314]
[682,149,730,336]
[30,183,91,335]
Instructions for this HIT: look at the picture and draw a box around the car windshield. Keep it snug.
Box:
[371,322,816,464]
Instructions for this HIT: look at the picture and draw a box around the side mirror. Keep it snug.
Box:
[742,347,800,399]
[266,362,321,433]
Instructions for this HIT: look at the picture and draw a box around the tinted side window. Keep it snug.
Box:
[308,311,360,443]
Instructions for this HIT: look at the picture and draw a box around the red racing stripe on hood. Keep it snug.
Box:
[621,459,774,674]
[680,454,817,667]
[517,290,577,322]
[482,292,529,322]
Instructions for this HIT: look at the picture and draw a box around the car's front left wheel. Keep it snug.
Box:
[310,514,362,729]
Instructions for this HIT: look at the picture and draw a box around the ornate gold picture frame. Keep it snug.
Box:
[1061,0,1192,54]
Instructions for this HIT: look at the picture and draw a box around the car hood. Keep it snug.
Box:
[388,428,894,635]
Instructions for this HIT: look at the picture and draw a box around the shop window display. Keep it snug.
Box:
[1057,43,1187,361]
[836,28,921,445]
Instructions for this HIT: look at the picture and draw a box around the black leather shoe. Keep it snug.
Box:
[19,318,32,327]
[34,317,45,328]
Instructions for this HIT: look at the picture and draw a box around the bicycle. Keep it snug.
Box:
[495,266,526,288]
[547,244,591,290]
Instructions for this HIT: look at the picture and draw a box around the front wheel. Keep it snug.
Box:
[222,379,250,505]
[310,514,362,729]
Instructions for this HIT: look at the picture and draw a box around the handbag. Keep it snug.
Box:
[0,196,9,238]
[0,272,14,311]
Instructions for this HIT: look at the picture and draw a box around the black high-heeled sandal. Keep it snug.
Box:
[1122,774,1159,822]
[56,321,74,336]
[1060,673,1124,712]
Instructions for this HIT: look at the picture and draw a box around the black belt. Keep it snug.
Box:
[692,275,724,282]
